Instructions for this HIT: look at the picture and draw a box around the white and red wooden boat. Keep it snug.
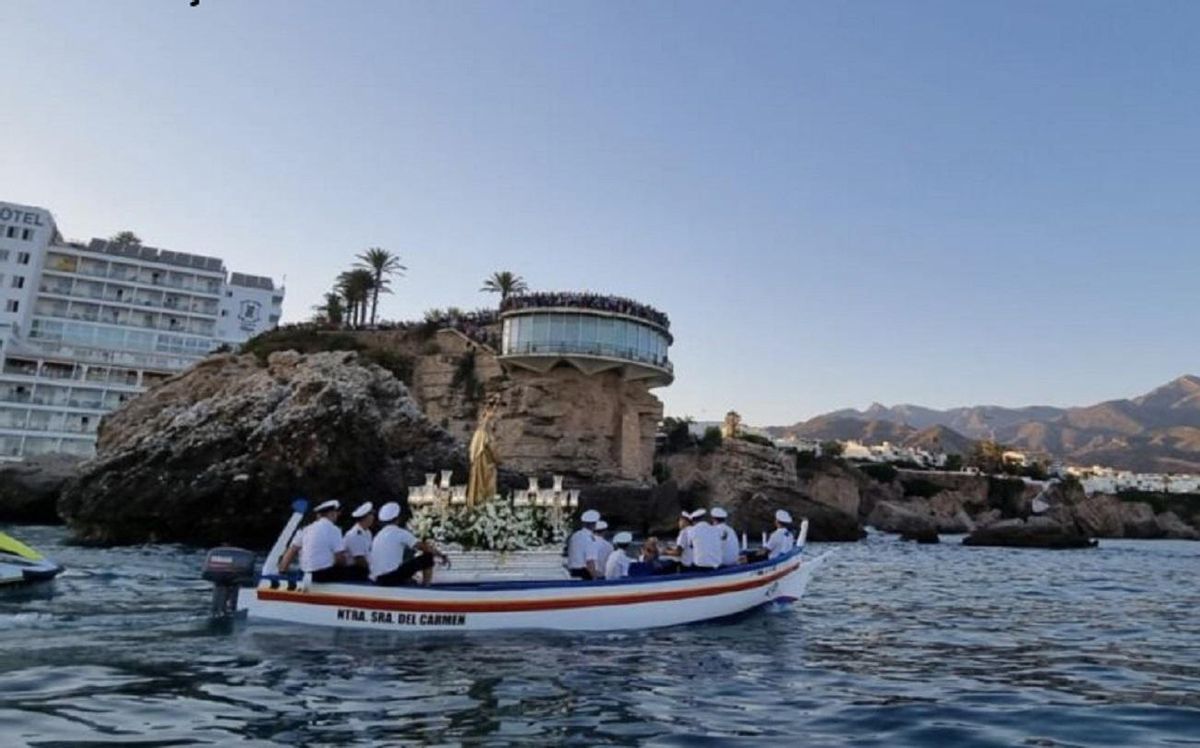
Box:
[204,501,828,632]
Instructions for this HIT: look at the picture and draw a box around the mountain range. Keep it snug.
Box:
[766,375,1200,473]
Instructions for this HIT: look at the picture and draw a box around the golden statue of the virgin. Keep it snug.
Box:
[466,400,500,507]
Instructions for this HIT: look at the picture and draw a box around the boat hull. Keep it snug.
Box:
[240,549,826,632]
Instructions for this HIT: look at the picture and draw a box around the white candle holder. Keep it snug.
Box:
[440,470,453,489]
[553,475,564,493]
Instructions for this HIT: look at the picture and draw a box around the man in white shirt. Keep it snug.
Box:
[712,507,741,566]
[593,520,614,578]
[665,511,695,572]
[689,509,723,571]
[765,509,796,559]
[567,509,601,579]
[342,501,375,580]
[278,499,352,582]
[604,532,634,579]
[370,502,450,586]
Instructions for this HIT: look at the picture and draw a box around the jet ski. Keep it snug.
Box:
[0,531,64,588]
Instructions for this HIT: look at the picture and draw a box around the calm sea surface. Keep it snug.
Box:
[1,525,1198,747]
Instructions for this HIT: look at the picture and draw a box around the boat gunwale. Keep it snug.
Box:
[256,546,806,593]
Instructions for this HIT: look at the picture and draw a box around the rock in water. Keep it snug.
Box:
[963,516,1097,549]
[866,500,940,543]
[0,455,80,523]
[58,352,464,547]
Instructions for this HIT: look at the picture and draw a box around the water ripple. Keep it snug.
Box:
[2,526,1199,745]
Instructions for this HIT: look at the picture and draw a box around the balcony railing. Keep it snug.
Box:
[501,341,673,374]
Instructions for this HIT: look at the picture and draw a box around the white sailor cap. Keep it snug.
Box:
[690,508,708,521]
[351,501,374,519]
[613,531,633,545]
[594,520,608,531]
[775,509,793,524]
[314,499,340,514]
[680,510,693,520]
[711,507,728,520]
[378,502,401,523]
[581,509,601,524]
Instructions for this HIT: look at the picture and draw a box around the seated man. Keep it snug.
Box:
[369,502,450,587]
[566,509,602,579]
[604,531,635,579]
[278,499,355,583]
[341,501,375,580]
[688,509,722,572]
[765,509,796,559]
[712,507,741,567]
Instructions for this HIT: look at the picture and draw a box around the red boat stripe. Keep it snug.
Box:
[257,562,800,614]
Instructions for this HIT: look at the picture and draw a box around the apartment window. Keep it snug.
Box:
[5,300,17,313]
[220,310,228,317]
[10,276,24,289]
[225,291,232,297]
[4,227,14,238]
[0,250,8,261]
[16,252,30,265]
[21,229,32,241]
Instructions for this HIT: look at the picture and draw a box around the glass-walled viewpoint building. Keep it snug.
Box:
[498,292,673,387]
[0,200,284,460]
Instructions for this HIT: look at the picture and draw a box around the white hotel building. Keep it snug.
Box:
[0,200,283,460]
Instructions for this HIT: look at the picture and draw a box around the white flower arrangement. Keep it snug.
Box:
[410,500,569,551]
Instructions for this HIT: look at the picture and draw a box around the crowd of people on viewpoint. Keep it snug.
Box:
[277,499,799,585]
[565,507,799,580]
[499,291,671,330]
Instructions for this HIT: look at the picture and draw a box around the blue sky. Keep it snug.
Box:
[3,1,1197,424]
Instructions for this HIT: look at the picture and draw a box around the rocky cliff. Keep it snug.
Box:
[58,351,464,547]
[0,455,80,523]
[854,468,1199,544]
[356,328,662,483]
[663,439,864,541]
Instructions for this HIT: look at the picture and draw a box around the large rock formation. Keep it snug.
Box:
[663,439,863,541]
[0,455,80,523]
[59,351,464,547]
[963,516,1098,549]
[356,328,663,483]
[1072,492,1200,540]
[866,500,940,542]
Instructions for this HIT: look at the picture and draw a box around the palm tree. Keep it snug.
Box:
[480,271,528,303]
[312,292,345,328]
[109,231,142,247]
[337,269,375,328]
[355,247,406,326]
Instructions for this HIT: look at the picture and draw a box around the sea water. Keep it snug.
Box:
[1,525,1197,746]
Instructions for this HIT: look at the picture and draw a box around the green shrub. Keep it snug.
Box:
[793,449,819,470]
[821,440,845,458]
[699,426,723,454]
[239,328,414,384]
[943,454,964,472]
[737,432,774,448]
[659,417,694,454]
[450,352,483,401]
[240,328,365,365]
[901,477,943,499]
[652,461,672,484]
[860,463,898,484]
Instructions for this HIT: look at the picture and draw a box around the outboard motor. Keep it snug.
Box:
[201,547,257,619]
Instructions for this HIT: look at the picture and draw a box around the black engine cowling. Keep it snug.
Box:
[201,547,257,618]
